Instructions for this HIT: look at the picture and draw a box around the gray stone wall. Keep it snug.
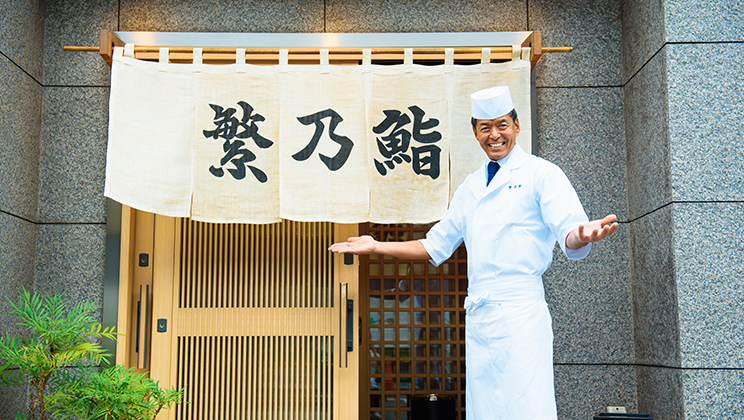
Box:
[0,0,44,416]
[532,1,634,417]
[624,0,744,419]
[2,0,741,418]
[1,0,111,416]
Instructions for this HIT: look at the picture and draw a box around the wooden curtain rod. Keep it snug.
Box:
[72,30,561,69]
[64,45,573,53]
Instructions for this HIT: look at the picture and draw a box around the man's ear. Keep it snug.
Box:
[514,117,520,136]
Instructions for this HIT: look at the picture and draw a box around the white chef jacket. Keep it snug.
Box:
[420,144,590,420]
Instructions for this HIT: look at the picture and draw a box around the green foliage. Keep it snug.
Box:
[47,365,184,420]
[0,289,183,420]
[0,289,117,420]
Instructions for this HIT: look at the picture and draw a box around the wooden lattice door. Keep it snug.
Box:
[359,223,468,420]
[116,208,359,420]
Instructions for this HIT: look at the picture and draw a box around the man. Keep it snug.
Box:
[329,86,618,419]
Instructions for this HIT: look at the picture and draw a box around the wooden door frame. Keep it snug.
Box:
[116,209,360,420]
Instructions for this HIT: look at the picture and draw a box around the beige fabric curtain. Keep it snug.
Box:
[278,56,369,223]
[366,60,450,223]
[192,49,281,224]
[105,46,194,217]
[105,45,532,224]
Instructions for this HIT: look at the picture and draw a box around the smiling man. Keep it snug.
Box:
[329,86,618,419]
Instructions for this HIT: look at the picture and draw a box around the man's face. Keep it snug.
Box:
[472,115,520,161]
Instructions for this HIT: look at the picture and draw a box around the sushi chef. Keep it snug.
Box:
[329,86,618,419]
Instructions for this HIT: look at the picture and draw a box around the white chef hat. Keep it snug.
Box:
[470,86,514,120]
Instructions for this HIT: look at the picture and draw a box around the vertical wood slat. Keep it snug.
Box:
[247,337,258,420]
[240,224,246,309]
[299,223,306,308]
[291,221,298,308]
[207,224,215,309]
[241,336,248,420]
[270,336,277,420]
[261,224,268,309]
[247,225,254,309]
[115,206,135,366]
[302,336,308,420]
[270,224,276,309]
[195,222,203,308]
[290,336,297,420]
[227,336,234,420]
[217,336,224,420]
[229,224,236,308]
[187,337,195,420]
[193,337,203,420]
[310,222,315,308]
[260,336,267,420]
[254,225,261,308]
[216,224,223,309]
[206,336,214,420]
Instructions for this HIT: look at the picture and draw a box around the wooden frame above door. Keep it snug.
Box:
[68,30,573,70]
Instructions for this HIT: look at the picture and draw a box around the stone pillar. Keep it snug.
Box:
[0,0,44,416]
[530,0,636,418]
[624,0,744,418]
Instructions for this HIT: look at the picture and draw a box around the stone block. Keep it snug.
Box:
[120,0,323,32]
[630,205,680,367]
[636,365,684,420]
[43,0,117,86]
[38,87,109,224]
[682,368,744,419]
[0,55,42,221]
[554,364,637,420]
[664,0,744,43]
[539,86,631,366]
[530,0,622,87]
[0,0,45,81]
[34,224,106,317]
[621,0,666,83]
[667,43,744,202]
[0,213,37,339]
[0,383,29,420]
[674,202,744,368]
[624,48,671,220]
[326,0,525,33]
[536,87,627,221]
[546,225,633,365]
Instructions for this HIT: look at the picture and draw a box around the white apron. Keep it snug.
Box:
[464,277,556,420]
[420,145,591,419]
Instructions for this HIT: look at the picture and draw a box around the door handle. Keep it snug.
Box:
[339,282,354,368]
[135,294,141,354]
[346,298,354,352]
[137,284,149,369]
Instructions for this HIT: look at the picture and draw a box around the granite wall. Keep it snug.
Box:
[0,0,44,416]
[0,0,111,416]
[623,0,744,419]
[3,0,741,418]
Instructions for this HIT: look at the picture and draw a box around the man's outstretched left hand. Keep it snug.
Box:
[566,214,619,250]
